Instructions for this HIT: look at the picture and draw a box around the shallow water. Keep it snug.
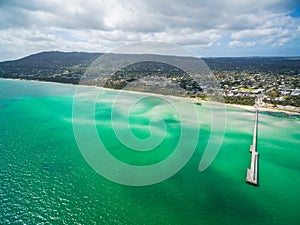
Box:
[0,79,299,225]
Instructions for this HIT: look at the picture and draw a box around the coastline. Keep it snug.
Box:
[1,77,299,116]
[223,103,300,116]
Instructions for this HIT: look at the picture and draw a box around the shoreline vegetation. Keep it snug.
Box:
[2,77,299,116]
[0,52,299,115]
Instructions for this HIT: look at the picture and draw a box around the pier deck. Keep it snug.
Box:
[246,109,259,186]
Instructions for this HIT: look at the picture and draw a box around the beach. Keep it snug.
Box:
[1,77,299,117]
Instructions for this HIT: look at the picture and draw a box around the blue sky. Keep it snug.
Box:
[0,0,299,61]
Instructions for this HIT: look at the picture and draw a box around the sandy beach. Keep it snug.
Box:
[224,103,300,116]
[2,77,300,116]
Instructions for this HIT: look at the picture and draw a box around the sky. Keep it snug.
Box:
[0,0,299,61]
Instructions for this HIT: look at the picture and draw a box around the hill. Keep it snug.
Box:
[0,51,299,85]
[0,51,101,83]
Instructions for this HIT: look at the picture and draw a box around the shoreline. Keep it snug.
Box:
[223,103,300,116]
[1,77,300,116]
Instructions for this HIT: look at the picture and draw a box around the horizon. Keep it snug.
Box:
[1,50,300,63]
[0,1,300,61]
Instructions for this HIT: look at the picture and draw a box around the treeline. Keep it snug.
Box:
[204,57,300,75]
[224,96,255,105]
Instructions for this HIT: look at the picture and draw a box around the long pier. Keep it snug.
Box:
[246,109,259,186]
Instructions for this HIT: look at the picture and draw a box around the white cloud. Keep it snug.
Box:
[229,41,257,48]
[229,12,300,47]
[0,0,299,60]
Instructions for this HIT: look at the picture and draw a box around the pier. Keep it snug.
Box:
[246,109,259,186]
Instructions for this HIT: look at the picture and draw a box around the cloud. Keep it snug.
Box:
[0,0,299,60]
[229,41,256,48]
[229,12,300,47]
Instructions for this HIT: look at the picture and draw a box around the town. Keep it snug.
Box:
[216,71,300,108]
[0,52,299,110]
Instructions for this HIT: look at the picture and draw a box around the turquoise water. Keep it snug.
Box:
[0,79,300,225]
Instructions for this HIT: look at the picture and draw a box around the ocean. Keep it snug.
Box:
[0,79,299,225]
